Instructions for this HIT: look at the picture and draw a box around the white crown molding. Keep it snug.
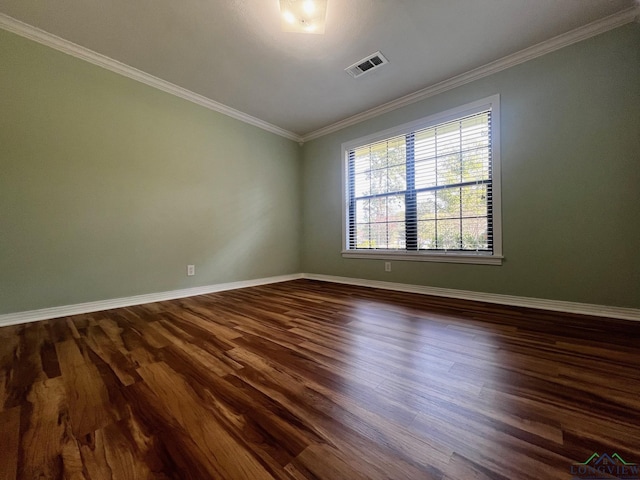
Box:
[302,274,640,321]
[0,13,304,143]
[0,273,303,328]
[1,7,636,146]
[301,6,640,142]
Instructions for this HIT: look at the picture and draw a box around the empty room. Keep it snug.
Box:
[1,1,639,479]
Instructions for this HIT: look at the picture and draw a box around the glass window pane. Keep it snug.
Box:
[369,141,389,170]
[370,222,387,249]
[460,114,490,150]
[370,197,387,223]
[356,199,370,223]
[348,107,493,254]
[369,168,388,195]
[461,185,488,218]
[354,172,370,197]
[387,195,405,222]
[353,145,369,158]
[387,164,407,192]
[417,220,436,249]
[417,191,436,220]
[435,122,460,156]
[437,153,461,186]
[462,217,489,250]
[438,219,462,250]
[388,221,406,249]
[387,136,406,166]
[356,223,371,248]
[415,160,436,189]
[461,148,490,183]
[415,129,436,162]
[353,153,370,174]
[436,187,461,220]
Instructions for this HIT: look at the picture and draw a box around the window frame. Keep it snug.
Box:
[341,95,503,265]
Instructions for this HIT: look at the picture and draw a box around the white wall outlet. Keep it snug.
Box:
[187,264,195,276]
[384,261,391,272]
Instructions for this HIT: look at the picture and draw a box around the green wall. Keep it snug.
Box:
[0,29,301,314]
[301,24,640,309]
[2,24,639,315]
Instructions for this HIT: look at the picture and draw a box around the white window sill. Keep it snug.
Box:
[341,250,503,265]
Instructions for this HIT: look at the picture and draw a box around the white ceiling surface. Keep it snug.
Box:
[0,0,635,137]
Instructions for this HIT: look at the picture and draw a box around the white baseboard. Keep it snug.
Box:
[302,273,640,322]
[0,273,303,328]
[1,272,638,327]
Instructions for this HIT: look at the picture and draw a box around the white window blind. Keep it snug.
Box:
[344,96,501,263]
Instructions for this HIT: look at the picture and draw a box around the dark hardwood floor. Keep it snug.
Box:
[0,279,638,479]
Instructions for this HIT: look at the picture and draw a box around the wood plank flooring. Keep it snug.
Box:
[0,279,639,479]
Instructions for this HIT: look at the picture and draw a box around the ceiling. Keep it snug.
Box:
[0,0,636,139]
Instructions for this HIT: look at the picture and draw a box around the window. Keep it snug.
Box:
[343,95,502,265]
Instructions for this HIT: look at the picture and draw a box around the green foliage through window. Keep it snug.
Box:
[347,110,493,253]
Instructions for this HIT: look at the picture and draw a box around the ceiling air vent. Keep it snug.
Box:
[345,51,389,78]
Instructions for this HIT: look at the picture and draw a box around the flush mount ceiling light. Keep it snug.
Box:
[279,0,328,34]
